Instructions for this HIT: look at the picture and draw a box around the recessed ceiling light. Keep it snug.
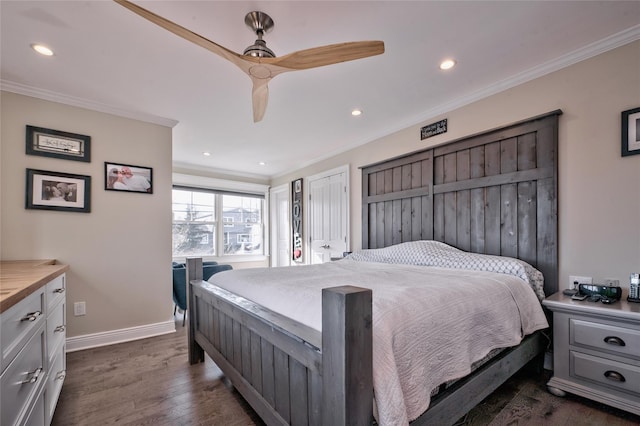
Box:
[203,151,211,156]
[258,161,265,166]
[439,59,456,70]
[351,109,362,116]
[31,44,54,56]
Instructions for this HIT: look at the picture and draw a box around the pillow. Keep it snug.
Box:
[346,241,546,300]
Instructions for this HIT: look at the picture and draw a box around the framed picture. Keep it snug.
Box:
[26,125,91,162]
[104,162,153,193]
[622,107,640,157]
[26,169,91,213]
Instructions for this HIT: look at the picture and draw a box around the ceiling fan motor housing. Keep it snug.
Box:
[243,11,275,58]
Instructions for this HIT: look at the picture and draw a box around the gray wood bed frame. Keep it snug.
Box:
[187,110,562,425]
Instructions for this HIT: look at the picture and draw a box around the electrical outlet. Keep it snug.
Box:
[604,279,620,287]
[74,301,86,316]
[569,275,592,289]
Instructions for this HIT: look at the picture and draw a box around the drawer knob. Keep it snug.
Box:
[604,370,626,383]
[54,288,65,294]
[54,325,66,333]
[603,336,626,346]
[20,311,42,322]
[21,367,43,384]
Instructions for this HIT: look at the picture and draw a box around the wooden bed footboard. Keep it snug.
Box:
[186,258,373,426]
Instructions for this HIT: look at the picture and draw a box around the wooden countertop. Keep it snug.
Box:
[0,260,69,313]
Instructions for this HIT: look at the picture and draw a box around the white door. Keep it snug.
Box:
[270,184,290,267]
[308,171,348,264]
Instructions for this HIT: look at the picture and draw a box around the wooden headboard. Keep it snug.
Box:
[361,110,561,295]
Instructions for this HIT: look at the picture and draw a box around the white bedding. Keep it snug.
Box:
[207,249,548,425]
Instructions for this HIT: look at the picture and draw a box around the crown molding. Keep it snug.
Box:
[0,80,179,128]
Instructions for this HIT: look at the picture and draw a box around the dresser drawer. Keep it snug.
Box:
[47,299,66,362]
[0,323,46,426]
[571,318,640,360]
[1,287,45,372]
[46,274,66,312]
[571,351,640,397]
[24,385,46,426]
[46,348,66,423]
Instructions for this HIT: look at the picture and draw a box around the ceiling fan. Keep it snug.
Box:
[114,0,385,122]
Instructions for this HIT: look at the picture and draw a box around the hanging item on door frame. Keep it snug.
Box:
[292,178,303,262]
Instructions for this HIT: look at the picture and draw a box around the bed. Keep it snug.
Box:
[186,110,562,425]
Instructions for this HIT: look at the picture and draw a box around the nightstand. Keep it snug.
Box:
[542,292,640,415]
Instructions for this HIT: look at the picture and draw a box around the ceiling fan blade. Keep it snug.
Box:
[251,79,270,122]
[269,41,385,70]
[113,0,248,69]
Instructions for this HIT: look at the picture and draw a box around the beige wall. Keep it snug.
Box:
[1,92,173,338]
[273,40,640,291]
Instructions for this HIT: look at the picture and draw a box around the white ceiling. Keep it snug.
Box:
[2,1,639,179]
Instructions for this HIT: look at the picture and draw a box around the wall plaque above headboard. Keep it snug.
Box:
[361,110,562,295]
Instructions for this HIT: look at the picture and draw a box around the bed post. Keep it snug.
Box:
[186,257,205,364]
[321,286,373,426]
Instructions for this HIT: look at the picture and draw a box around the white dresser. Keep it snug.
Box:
[1,260,69,426]
[543,291,640,416]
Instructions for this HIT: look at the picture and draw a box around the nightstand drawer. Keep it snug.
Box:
[571,351,640,397]
[571,319,640,360]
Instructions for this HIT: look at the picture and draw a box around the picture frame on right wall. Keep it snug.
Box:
[104,162,153,194]
[621,106,640,157]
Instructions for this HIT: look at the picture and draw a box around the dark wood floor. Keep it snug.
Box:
[53,316,640,426]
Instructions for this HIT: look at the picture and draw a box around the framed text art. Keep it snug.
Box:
[104,162,153,193]
[622,107,640,157]
[292,178,303,262]
[26,168,91,213]
[26,125,91,162]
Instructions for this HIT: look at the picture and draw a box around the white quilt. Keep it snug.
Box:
[208,253,548,425]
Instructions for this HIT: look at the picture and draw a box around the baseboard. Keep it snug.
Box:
[66,320,176,352]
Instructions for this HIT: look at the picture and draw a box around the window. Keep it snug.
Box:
[222,194,263,255]
[172,187,264,258]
